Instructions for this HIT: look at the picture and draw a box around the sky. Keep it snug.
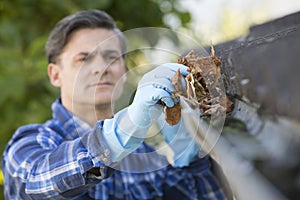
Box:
[178,0,300,43]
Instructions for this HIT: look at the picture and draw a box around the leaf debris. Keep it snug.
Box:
[165,47,233,125]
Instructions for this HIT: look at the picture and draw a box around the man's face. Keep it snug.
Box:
[49,28,126,109]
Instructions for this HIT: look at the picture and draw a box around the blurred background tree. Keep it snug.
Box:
[0,0,191,198]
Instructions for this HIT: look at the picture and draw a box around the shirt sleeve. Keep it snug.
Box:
[2,124,113,199]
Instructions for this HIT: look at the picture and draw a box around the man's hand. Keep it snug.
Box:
[128,63,188,127]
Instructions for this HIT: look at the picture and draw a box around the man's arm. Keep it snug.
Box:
[2,124,112,199]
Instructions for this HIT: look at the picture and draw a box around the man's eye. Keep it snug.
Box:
[79,56,90,62]
[105,55,119,63]
[110,55,117,59]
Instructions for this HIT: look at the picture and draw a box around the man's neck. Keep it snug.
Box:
[63,101,113,126]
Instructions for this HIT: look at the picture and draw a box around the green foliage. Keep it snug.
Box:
[0,169,3,185]
[0,169,3,199]
[0,0,190,160]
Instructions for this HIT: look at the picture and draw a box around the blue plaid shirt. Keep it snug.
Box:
[2,99,225,199]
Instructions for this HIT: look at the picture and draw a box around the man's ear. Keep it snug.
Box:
[48,63,62,87]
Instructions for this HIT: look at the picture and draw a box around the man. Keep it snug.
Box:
[2,10,225,199]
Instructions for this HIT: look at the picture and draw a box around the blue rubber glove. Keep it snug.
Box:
[128,63,189,127]
[102,63,189,163]
[157,115,201,167]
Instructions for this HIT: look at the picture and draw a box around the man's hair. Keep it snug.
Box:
[45,10,126,64]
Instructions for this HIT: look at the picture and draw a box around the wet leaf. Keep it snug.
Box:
[165,103,181,126]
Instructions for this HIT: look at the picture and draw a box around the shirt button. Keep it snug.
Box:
[102,157,108,163]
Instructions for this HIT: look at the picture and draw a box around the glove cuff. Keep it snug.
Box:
[173,142,200,167]
[102,108,150,162]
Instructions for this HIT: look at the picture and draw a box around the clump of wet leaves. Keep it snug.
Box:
[165,47,233,126]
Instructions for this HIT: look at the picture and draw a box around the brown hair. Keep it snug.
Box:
[45,10,126,64]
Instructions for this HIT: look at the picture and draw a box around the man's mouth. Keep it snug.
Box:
[90,81,113,87]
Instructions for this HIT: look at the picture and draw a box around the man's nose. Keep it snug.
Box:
[92,55,110,75]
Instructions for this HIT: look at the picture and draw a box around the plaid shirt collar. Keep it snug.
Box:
[51,98,92,140]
